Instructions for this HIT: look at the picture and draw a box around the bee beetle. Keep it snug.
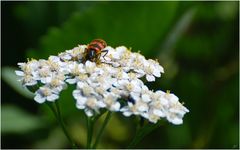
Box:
[83,39,108,64]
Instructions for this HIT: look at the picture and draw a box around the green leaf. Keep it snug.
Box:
[159,8,197,56]
[27,2,178,59]
[127,121,162,148]
[1,67,34,99]
[1,105,44,134]
[157,8,197,79]
[32,127,68,149]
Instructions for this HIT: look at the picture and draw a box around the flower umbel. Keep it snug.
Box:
[16,43,189,125]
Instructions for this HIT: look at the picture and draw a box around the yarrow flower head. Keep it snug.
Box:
[16,39,189,125]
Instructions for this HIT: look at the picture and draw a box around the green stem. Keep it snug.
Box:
[92,111,112,149]
[47,102,58,119]
[47,102,77,148]
[127,121,161,148]
[55,101,78,148]
[86,116,94,149]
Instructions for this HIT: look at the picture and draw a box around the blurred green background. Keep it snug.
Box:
[1,1,239,149]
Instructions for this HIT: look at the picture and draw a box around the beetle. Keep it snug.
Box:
[83,39,108,64]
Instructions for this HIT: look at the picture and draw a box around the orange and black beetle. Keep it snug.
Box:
[84,39,108,63]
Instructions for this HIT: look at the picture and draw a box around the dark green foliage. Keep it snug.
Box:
[2,1,239,149]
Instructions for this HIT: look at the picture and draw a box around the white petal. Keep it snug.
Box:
[122,72,129,79]
[156,90,165,96]
[130,92,140,101]
[25,80,37,86]
[153,109,165,117]
[158,65,164,73]
[31,71,39,78]
[49,55,60,62]
[118,79,128,86]
[183,107,190,113]
[136,73,145,78]
[40,78,47,84]
[168,117,183,125]
[160,98,169,106]
[123,111,132,117]
[97,101,106,108]
[146,74,155,82]
[153,69,161,77]
[47,94,59,101]
[66,78,77,84]
[120,107,128,112]
[142,85,149,91]
[51,86,62,93]
[131,79,143,87]
[134,69,145,75]
[76,102,86,109]
[85,61,96,68]
[112,52,120,59]
[131,80,142,93]
[15,70,24,76]
[148,117,158,124]
[62,83,68,90]
[85,109,94,117]
[168,94,179,103]
[142,94,151,102]
[141,112,149,119]
[34,94,45,104]
[137,104,148,112]
[45,77,52,83]
[116,46,127,52]
[169,108,182,115]
[132,86,141,93]
[17,62,25,66]
[76,96,87,104]
[110,102,120,111]
[112,62,121,67]
[127,102,134,107]
[63,55,72,60]
[77,81,85,88]
[73,90,81,99]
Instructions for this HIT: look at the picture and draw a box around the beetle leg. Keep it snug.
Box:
[96,52,102,64]
[82,48,88,62]
[101,50,108,60]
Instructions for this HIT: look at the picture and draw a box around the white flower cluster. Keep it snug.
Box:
[16,45,189,125]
